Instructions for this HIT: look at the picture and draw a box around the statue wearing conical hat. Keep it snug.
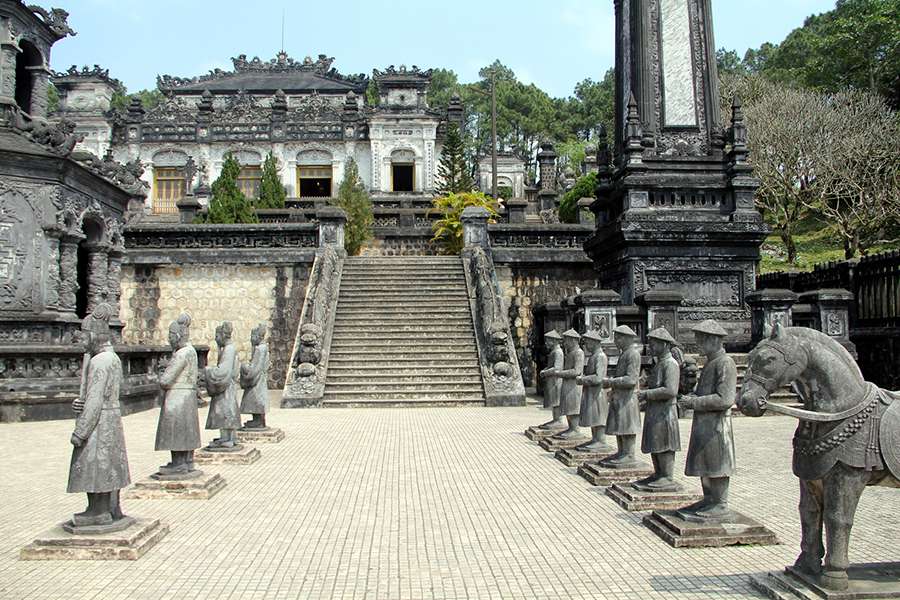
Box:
[600,325,643,468]
[574,329,612,452]
[634,327,682,491]
[536,330,565,430]
[240,323,270,429]
[552,329,585,440]
[204,321,241,448]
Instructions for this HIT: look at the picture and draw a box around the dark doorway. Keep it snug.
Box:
[300,177,332,197]
[14,41,42,114]
[392,164,413,192]
[75,243,89,318]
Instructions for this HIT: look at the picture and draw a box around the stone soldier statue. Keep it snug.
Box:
[66,303,132,532]
[537,330,565,430]
[600,325,642,468]
[154,312,201,476]
[204,321,241,448]
[677,319,737,521]
[553,329,585,440]
[634,327,682,491]
[574,329,612,452]
[240,322,270,429]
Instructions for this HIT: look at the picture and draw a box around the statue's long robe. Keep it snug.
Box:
[155,344,201,451]
[606,346,641,435]
[240,343,269,415]
[205,343,241,430]
[641,353,681,454]
[684,349,736,477]
[558,347,584,416]
[67,348,131,493]
[542,346,564,409]
[579,348,609,427]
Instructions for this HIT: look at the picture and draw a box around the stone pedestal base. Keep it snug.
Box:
[642,509,778,548]
[749,563,900,599]
[539,435,590,452]
[605,483,703,511]
[195,445,260,465]
[576,461,653,486]
[20,518,169,560]
[124,472,226,500]
[555,447,615,467]
[237,427,284,443]
[524,425,564,441]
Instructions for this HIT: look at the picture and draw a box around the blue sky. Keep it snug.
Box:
[50,0,837,99]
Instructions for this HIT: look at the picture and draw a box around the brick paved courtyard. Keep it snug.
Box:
[2,395,897,600]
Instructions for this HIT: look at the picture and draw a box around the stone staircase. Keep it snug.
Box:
[323,256,486,406]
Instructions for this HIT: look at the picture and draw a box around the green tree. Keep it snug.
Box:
[47,83,59,113]
[559,172,597,223]
[436,122,473,196]
[429,191,499,255]
[332,158,373,255]
[256,152,286,209]
[110,88,164,111]
[428,68,461,109]
[365,80,379,106]
[206,153,258,224]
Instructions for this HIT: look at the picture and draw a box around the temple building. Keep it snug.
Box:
[52,53,460,216]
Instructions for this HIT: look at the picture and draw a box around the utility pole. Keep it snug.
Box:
[490,68,498,199]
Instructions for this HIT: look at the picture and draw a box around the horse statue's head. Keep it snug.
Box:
[738,323,809,417]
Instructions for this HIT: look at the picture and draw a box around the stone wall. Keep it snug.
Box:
[119,263,309,388]
[495,264,600,388]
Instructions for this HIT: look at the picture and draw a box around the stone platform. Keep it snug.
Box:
[642,509,779,548]
[605,483,702,512]
[538,435,590,452]
[124,471,226,500]
[237,427,285,443]
[576,461,653,486]
[749,562,900,599]
[524,425,564,441]
[20,518,169,560]
[195,445,260,465]
[555,447,615,467]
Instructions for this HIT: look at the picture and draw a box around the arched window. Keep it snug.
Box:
[391,149,415,192]
[152,150,189,214]
[229,150,263,199]
[296,150,333,198]
[14,40,43,114]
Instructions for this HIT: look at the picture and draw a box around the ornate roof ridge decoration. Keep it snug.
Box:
[26,3,76,39]
[70,149,149,197]
[51,65,124,90]
[372,65,433,80]
[218,89,266,122]
[142,93,197,122]
[8,107,82,157]
[289,91,341,121]
[157,52,368,90]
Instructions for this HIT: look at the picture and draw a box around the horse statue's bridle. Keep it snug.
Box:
[745,340,798,392]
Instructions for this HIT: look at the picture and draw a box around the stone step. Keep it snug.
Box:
[346,258,460,263]
[326,380,483,391]
[328,358,479,368]
[337,301,472,309]
[330,344,476,354]
[322,397,485,407]
[340,286,468,295]
[332,329,474,338]
[329,350,479,361]
[323,390,484,401]
[332,319,473,329]
[328,368,481,379]
[334,315,473,324]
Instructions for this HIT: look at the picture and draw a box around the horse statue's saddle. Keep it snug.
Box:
[880,389,900,481]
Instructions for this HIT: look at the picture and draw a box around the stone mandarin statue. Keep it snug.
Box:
[677,319,737,521]
[574,329,612,452]
[240,323,270,429]
[67,303,132,531]
[154,313,201,476]
[537,330,565,430]
[553,329,585,440]
[600,325,642,468]
[204,321,241,448]
[634,327,682,491]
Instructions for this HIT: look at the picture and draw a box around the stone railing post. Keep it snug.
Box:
[745,288,798,345]
[801,288,856,357]
[461,205,489,250]
[635,289,684,342]
[574,289,621,351]
[316,206,347,252]
[505,199,528,224]
[176,195,201,224]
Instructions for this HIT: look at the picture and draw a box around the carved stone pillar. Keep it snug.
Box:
[57,233,84,313]
[106,247,124,314]
[25,65,50,118]
[316,206,346,253]
[84,241,110,313]
[801,288,856,357]
[636,289,684,342]
[574,289,621,345]
[0,28,18,108]
[461,206,490,250]
[41,224,65,311]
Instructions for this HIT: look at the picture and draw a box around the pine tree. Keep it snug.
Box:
[206,153,258,224]
[436,122,473,196]
[332,158,373,255]
[257,152,286,209]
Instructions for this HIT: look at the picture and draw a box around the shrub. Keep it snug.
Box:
[559,172,597,223]
[430,191,499,254]
[205,153,258,224]
[332,158,373,255]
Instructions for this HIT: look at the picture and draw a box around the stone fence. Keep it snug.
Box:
[755,250,900,388]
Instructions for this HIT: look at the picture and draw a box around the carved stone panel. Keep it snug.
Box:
[0,184,42,313]
[659,0,698,127]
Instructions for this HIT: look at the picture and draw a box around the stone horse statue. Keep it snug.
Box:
[738,324,899,591]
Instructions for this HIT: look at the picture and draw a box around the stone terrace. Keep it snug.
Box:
[1,396,897,600]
